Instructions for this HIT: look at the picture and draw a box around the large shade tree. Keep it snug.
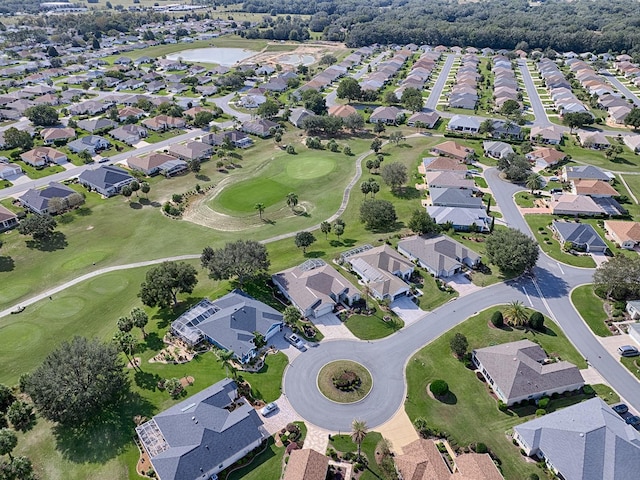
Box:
[360,199,397,231]
[485,227,539,275]
[139,261,198,308]
[201,240,270,288]
[593,255,640,300]
[24,337,129,426]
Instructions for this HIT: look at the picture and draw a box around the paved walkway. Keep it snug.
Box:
[304,424,331,454]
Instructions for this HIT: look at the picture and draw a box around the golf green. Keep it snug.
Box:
[286,156,336,179]
[215,177,290,213]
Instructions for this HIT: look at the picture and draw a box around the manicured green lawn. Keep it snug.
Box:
[591,383,620,404]
[405,306,588,480]
[524,214,597,268]
[513,191,535,208]
[417,271,458,309]
[621,356,640,381]
[344,310,404,340]
[14,160,66,179]
[226,437,283,480]
[619,174,640,217]
[328,432,384,480]
[571,285,612,337]
[561,140,640,173]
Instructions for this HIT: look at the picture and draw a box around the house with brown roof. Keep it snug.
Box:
[40,127,76,144]
[283,449,330,480]
[127,152,187,176]
[168,141,212,161]
[407,111,440,129]
[572,179,618,197]
[109,124,147,145]
[328,104,358,118]
[142,115,185,131]
[117,106,145,122]
[0,204,18,232]
[525,147,566,169]
[530,125,564,145]
[272,258,360,319]
[472,339,584,406]
[577,130,610,150]
[431,141,475,163]
[396,439,504,480]
[425,171,476,190]
[550,194,604,216]
[604,220,640,249]
[20,147,67,167]
[419,156,468,175]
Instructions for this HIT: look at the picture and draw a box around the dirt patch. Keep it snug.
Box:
[126,357,142,369]
[180,376,195,387]
[239,42,345,68]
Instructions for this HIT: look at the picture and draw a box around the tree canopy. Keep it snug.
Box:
[400,87,424,112]
[360,199,397,232]
[336,77,362,102]
[139,261,198,308]
[485,227,539,274]
[408,209,440,235]
[294,231,316,254]
[24,105,58,126]
[17,214,57,241]
[562,112,594,132]
[593,254,640,300]
[201,240,270,288]
[624,107,640,130]
[24,336,128,426]
[380,162,408,191]
[497,153,532,183]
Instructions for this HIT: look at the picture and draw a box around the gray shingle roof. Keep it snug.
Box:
[19,182,76,213]
[430,187,483,208]
[552,221,607,250]
[474,340,583,403]
[78,165,133,191]
[398,234,480,275]
[564,165,610,181]
[137,378,265,480]
[515,397,640,480]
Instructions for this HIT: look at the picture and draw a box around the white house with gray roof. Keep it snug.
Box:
[136,378,267,480]
[562,165,611,183]
[426,206,492,232]
[272,259,360,318]
[170,290,283,364]
[514,397,640,480]
[341,244,413,302]
[551,221,607,253]
[398,234,481,278]
[483,140,514,159]
[429,187,483,209]
[472,339,583,406]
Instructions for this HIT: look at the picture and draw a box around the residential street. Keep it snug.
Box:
[517,58,553,127]
[602,71,640,106]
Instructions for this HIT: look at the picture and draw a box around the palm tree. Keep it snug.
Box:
[255,202,265,220]
[131,307,149,338]
[504,300,528,327]
[218,349,237,379]
[320,221,331,239]
[113,331,140,371]
[351,419,368,461]
[286,192,298,211]
[362,283,371,310]
[526,173,544,194]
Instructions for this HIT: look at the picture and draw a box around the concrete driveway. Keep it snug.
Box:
[258,393,302,435]
[313,313,357,340]
[446,273,482,297]
[391,296,425,325]
[591,252,609,267]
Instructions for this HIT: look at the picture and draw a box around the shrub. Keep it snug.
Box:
[582,385,594,395]
[491,311,504,327]
[520,448,526,456]
[475,442,488,454]
[286,144,296,154]
[498,401,508,412]
[612,309,623,317]
[535,408,546,416]
[430,380,449,397]
[529,311,545,331]
[537,397,550,409]
[528,474,540,480]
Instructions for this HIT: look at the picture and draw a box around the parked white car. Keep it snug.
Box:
[287,334,306,351]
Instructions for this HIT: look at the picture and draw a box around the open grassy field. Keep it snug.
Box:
[571,284,612,337]
[405,306,590,480]
[562,139,640,173]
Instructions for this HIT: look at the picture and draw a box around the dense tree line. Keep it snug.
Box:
[241,0,640,55]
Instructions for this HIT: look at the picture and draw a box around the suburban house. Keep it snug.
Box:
[69,100,112,116]
[550,194,604,216]
[447,115,481,134]
[127,153,187,176]
[0,205,18,232]
[328,104,358,118]
[604,220,640,249]
[525,147,566,169]
[623,134,640,152]
[283,449,330,480]
[398,234,481,278]
[369,105,403,124]
[419,156,467,174]
[117,106,145,121]
[431,141,475,163]
[203,131,253,149]
[551,221,607,253]
[142,115,186,131]
[429,187,483,209]
[168,141,212,161]
[513,398,640,480]
[396,439,504,480]
[426,206,492,232]
[109,124,147,145]
[18,182,77,214]
[472,339,584,406]
[576,130,610,150]
[341,244,414,302]
[170,290,283,363]
[288,108,314,128]
[40,127,76,144]
[136,378,267,480]
[0,161,21,179]
[78,165,135,197]
[562,165,611,183]
[20,147,67,167]
[77,118,118,134]
[272,258,360,319]
[406,110,440,128]
[483,140,514,159]
[67,135,110,155]
[626,300,640,320]
[530,125,564,144]
[241,118,279,138]
[425,171,476,190]
[571,179,618,197]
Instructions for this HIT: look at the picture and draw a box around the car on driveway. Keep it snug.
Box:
[618,345,640,357]
[260,402,277,416]
[613,404,629,415]
[287,334,306,351]
[625,415,640,427]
